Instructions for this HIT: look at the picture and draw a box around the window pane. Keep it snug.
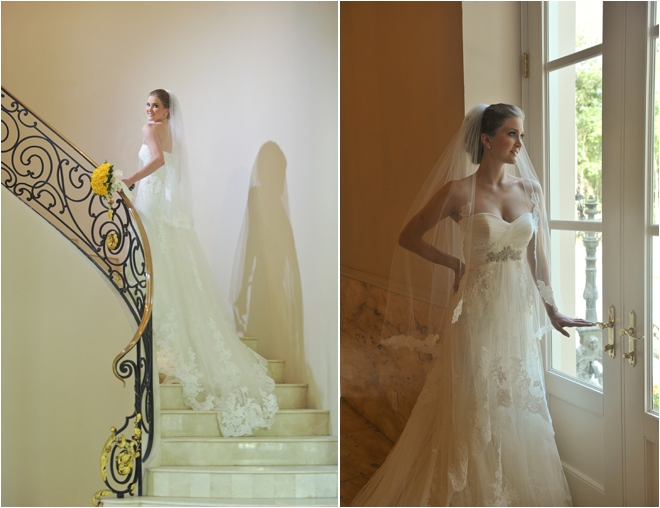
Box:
[653,36,659,412]
[654,38,659,225]
[548,1,603,61]
[653,236,659,411]
[548,56,603,221]
[550,229,603,389]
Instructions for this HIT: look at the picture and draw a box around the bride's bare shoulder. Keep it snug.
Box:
[443,176,473,203]
[142,121,167,134]
[428,177,472,220]
[508,175,542,193]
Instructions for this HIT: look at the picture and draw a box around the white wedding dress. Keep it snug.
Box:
[134,144,279,437]
[352,203,572,506]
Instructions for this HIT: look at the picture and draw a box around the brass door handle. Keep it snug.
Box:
[619,311,644,367]
[596,306,616,359]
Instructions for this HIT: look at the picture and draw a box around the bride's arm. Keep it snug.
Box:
[526,181,592,336]
[398,181,465,291]
[122,124,166,187]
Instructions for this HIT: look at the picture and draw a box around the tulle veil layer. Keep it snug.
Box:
[352,104,570,506]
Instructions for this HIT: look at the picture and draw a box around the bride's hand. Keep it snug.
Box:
[453,259,465,292]
[121,177,136,191]
[547,309,593,337]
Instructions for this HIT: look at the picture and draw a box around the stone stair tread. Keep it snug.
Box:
[160,383,307,389]
[160,383,308,410]
[161,409,328,415]
[149,464,337,474]
[101,496,338,507]
[162,383,306,387]
[160,435,337,466]
[161,408,330,437]
[163,436,337,443]
[135,338,336,505]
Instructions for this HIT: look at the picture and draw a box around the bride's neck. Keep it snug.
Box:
[475,159,506,186]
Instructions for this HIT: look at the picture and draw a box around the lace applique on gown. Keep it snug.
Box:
[134,145,278,437]
[351,211,572,507]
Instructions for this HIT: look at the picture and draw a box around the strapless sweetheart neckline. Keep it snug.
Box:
[461,211,532,225]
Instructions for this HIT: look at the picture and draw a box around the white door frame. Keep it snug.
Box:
[523,2,659,506]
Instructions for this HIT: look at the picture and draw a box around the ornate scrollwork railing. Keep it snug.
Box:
[1,87,154,504]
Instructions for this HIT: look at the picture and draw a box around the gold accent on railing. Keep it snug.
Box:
[93,414,142,506]
[105,231,119,250]
[100,430,116,482]
[111,189,153,386]
[92,489,113,507]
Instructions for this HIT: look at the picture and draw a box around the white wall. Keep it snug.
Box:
[2,188,136,506]
[462,1,523,111]
[2,1,338,434]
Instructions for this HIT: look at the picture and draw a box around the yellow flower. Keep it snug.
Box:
[91,163,113,197]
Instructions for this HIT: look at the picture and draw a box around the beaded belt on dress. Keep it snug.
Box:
[486,245,522,263]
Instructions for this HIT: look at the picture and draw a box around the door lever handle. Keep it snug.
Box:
[619,311,644,367]
[596,306,615,359]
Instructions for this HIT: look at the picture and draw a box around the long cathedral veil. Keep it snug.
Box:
[132,91,279,437]
[353,104,566,505]
[381,103,557,355]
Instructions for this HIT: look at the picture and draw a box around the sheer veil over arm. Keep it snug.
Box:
[381,104,562,353]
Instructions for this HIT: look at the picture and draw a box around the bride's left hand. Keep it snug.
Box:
[547,309,594,337]
[121,177,136,191]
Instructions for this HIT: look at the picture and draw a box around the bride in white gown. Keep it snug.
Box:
[123,89,278,437]
[351,104,591,506]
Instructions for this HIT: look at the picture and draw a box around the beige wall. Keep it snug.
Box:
[340,2,466,282]
[339,1,465,437]
[2,188,136,506]
[340,1,523,439]
[462,1,523,111]
[2,1,338,438]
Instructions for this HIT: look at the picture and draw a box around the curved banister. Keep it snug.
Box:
[112,188,153,386]
[1,86,154,502]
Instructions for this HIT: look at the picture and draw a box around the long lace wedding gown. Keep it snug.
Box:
[352,198,572,506]
[134,144,279,437]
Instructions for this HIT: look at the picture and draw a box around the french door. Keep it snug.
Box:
[525,2,659,506]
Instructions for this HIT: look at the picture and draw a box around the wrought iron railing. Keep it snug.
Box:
[1,87,154,505]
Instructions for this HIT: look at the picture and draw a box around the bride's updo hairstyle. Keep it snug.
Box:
[465,103,524,164]
[149,89,171,119]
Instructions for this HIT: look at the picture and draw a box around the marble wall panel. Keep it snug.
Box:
[340,274,435,443]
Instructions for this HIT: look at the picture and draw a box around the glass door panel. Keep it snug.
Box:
[548,1,603,60]
[548,56,603,222]
[651,20,659,413]
[550,229,603,387]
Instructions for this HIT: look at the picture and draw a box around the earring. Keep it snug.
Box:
[487,144,491,150]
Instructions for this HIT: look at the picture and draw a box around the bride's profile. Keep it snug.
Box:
[351,104,591,506]
[122,88,279,437]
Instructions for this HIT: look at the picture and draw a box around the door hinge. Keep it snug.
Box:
[523,53,529,79]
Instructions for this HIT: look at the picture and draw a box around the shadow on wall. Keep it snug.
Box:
[230,142,305,384]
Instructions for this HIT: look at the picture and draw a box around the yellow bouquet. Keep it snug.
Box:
[91,162,123,219]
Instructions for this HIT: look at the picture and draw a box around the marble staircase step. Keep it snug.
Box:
[160,383,307,410]
[239,337,258,352]
[162,409,330,437]
[161,436,338,466]
[266,360,284,383]
[102,495,338,507]
[146,465,338,499]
